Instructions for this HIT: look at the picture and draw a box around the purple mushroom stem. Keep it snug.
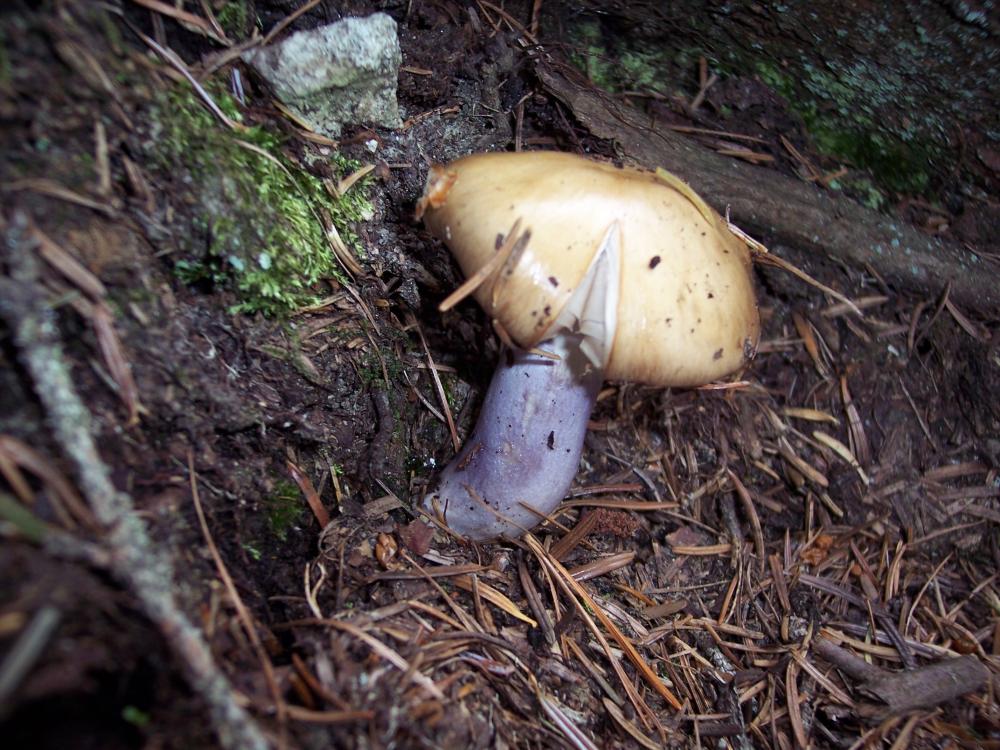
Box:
[423,223,621,540]
[424,333,604,539]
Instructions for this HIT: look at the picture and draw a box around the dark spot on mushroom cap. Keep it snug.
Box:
[547,431,555,449]
[707,292,715,299]
[544,305,551,316]
[713,348,723,360]
[665,317,672,326]
[548,276,559,287]
[494,234,504,249]
[649,255,661,269]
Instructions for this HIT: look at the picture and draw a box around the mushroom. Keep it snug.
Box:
[417,151,759,540]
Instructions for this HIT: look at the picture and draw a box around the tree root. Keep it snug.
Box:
[535,62,999,316]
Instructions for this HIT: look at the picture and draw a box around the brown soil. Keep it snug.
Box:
[1,2,997,749]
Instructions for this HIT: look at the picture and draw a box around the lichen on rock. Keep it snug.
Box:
[243,13,403,138]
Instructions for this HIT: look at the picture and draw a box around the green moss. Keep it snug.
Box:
[263,480,304,541]
[440,372,460,412]
[358,350,404,388]
[147,83,373,316]
[563,10,964,199]
[121,706,151,729]
[755,60,936,195]
[569,20,614,89]
[829,175,887,211]
[567,20,672,95]
[216,0,253,39]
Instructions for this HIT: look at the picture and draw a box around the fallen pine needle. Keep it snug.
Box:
[783,407,839,425]
[92,303,142,426]
[671,543,732,556]
[284,706,375,724]
[813,430,869,485]
[3,178,115,216]
[439,219,527,312]
[286,459,330,527]
[537,691,600,750]
[525,534,684,711]
[560,499,678,511]
[323,619,445,699]
[188,451,287,729]
[452,574,537,627]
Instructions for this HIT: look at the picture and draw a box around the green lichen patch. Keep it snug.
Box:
[754,60,937,196]
[567,19,675,97]
[146,83,372,316]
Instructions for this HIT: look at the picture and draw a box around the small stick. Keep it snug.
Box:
[728,469,765,572]
[813,637,988,719]
[262,0,322,45]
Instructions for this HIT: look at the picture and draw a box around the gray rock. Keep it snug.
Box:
[244,13,402,138]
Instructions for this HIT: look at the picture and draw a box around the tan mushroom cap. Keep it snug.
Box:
[420,151,760,388]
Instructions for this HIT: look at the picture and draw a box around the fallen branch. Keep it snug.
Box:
[534,62,999,316]
[813,635,989,720]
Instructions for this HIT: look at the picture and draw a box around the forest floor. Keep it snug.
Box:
[1,2,998,749]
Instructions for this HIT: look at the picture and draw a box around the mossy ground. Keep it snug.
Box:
[146,84,373,316]
[263,479,306,541]
[216,0,254,38]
